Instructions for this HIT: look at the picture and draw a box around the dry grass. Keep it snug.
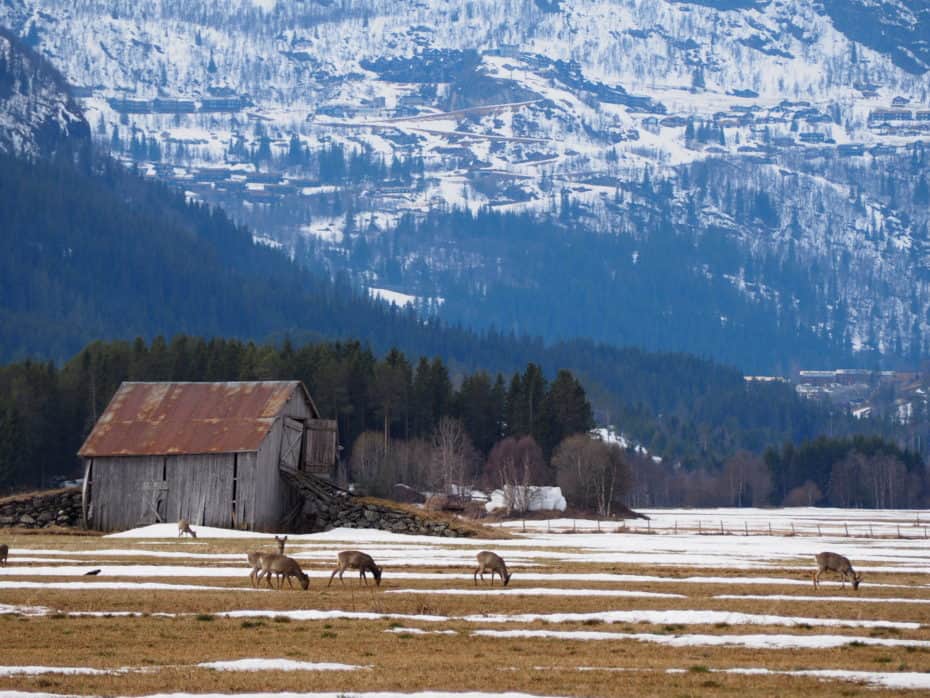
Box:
[2,531,930,697]
[0,487,80,505]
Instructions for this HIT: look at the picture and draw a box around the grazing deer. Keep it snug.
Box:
[474,551,512,586]
[813,551,862,590]
[328,550,382,586]
[177,519,197,538]
[0,543,7,567]
[257,553,309,590]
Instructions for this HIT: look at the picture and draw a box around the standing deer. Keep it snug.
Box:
[0,543,7,567]
[328,550,382,586]
[246,536,289,586]
[474,550,512,586]
[257,553,309,590]
[813,551,862,590]
[246,551,267,586]
[177,519,197,538]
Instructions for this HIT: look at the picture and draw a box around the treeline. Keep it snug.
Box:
[0,336,591,494]
[627,436,926,509]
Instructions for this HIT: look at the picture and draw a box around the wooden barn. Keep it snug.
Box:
[78,381,338,532]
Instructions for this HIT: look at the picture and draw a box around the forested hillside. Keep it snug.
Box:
[0,336,896,501]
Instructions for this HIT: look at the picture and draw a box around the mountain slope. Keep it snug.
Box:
[0,25,891,473]
[2,1,930,371]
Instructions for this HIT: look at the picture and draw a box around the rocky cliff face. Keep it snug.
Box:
[0,28,89,158]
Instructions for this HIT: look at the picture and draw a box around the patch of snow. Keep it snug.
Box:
[0,581,253,592]
[368,287,418,307]
[197,658,365,672]
[463,609,915,630]
[471,629,930,650]
[386,588,685,599]
[717,594,930,605]
[0,665,112,676]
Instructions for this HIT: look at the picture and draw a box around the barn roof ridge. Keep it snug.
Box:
[78,380,319,458]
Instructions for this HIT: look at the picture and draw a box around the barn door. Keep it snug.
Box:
[280,417,304,471]
[140,481,168,524]
[304,419,338,474]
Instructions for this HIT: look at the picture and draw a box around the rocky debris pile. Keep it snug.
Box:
[282,468,468,536]
[0,488,82,528]
[310,499,464,537]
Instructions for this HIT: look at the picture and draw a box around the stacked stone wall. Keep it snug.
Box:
[0,488,82,529]
[308,498,464,536]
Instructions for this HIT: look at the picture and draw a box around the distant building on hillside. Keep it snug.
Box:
[78,381,337,532]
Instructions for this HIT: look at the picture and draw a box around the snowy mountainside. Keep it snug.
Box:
[2,0,930,369]
[0,26,88,158]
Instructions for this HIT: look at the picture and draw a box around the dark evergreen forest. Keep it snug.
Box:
[0,335,908,507]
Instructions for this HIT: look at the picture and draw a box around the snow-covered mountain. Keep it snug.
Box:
[1,0,929,370]
[0,26,88,158]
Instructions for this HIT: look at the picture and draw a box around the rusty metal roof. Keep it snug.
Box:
[78,381,313,457]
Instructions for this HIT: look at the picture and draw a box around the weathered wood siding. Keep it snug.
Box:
[253,417,286,530]
[88,456,163,531]
[164,454,235,527]
[234,452,257,530]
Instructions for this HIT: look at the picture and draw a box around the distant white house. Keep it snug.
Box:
[485,486,567,513]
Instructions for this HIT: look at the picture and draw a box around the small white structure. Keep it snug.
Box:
[485,486,567,513]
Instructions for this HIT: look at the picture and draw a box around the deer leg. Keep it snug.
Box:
[361,570,368,586]
[328,568,338,586]
[473,567,480,586]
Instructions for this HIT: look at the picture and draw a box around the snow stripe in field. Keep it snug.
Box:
[220,609,449,622]
[471,629,930,650]
[722,667,930,690]
[0,565,254,578]
[0,603,52,616]
[460,609,917,630]
[0,581,253,592]
[1,604,913,631]
[716,593,930,604]
[197,658,366,672]
[1,692,574,698]
[535,665,930,690]
[386,588,685,598]
[386,627,459,635]
[0,565,917,590]
[0,665,113,676]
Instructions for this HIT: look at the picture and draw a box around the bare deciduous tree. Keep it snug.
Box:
[783,480,823,506]
[349,431,389,495]
[722,450,772,506]
[552,435,632,517]
[429,417,478,495]
[484,436,546,514]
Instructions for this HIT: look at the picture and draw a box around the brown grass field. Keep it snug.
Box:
[1,522,930,698]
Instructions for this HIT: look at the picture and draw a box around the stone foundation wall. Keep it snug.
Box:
[0,488,83,529]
